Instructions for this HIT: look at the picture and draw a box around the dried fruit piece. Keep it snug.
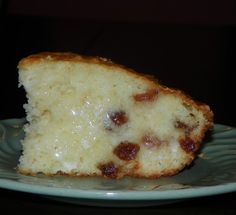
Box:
[141,134,161,148]
[179,137,196,153]
[114,141,140,161]
[175,120,189,130]
[109,111,128,126]
[133,89,158,102]
[174,120,198,135]
[98,161,118,178]
[182,102,193,111]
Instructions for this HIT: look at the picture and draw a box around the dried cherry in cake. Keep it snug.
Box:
[133,89,158,102]
[109,111,128,126]
[174,120,189,130]
[141,134,161,148]
[174,120,198,135]
[98,162,118,178]
[179,137,196,153]
[114,141,140,161]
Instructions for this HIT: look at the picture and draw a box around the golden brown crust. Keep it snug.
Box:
[17,161,192,179]
[18,52,158,88]
[17,168,101,178]
[18,52,112,67]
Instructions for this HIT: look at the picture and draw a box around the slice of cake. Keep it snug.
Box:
[17,52,213,179]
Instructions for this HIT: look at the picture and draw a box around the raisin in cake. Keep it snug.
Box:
[17,52,213,179]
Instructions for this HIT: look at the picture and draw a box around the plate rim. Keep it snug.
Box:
[0,177,236,200]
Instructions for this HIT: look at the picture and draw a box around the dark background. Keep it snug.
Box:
[0,1,236,213]
[0,0,236,127]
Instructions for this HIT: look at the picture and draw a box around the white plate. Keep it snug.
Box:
[0,118,236,207]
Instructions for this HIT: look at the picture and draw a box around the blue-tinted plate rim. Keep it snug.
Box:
[0,177,236,200]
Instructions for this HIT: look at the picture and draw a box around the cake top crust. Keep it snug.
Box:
[18,52,158,86]
[18,52,114,67]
